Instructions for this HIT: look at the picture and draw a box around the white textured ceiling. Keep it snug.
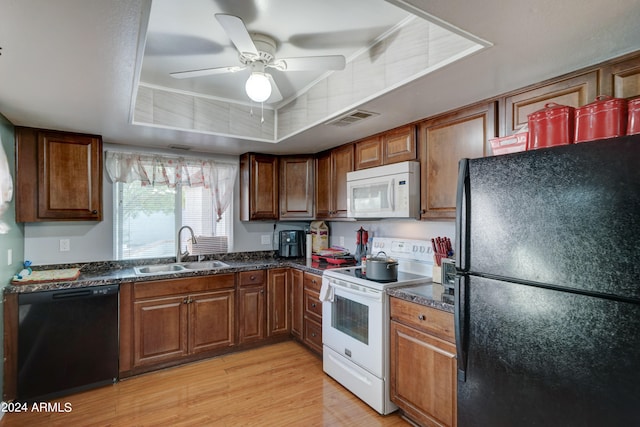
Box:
[0,0,639,156]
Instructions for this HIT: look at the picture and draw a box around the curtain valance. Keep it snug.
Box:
[105,151,237,221]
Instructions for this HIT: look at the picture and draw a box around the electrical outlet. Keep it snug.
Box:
[339,236,345,247]
[59,239,71,252]
[261,235,271,245]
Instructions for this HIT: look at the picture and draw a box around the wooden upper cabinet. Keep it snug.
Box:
[279,156,314,220]
[382,125,417,165]
[354,125,417,170]
[354,136,383,170]
[503,71,598,135]
[239,153,279,221]
[420,102,496,220]
[15,127,102,222]
[315,144,353,219]
[599,54,640,99]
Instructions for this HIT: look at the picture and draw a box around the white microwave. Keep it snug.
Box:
[346,161,420,219]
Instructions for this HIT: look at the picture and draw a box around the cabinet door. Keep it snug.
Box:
[38,131,102,220]
[382,125,417,165]
[354,136,383,170]
[315,152,332,218]
[600,54,640,99]
[279,156,314,219]
[330,144,354,218]
[267,268,290,336]
[419,102,495,220]
[503,71,598,135]
[133,295,188,367]
[238,285,265,344]
[390,320,457,427]
[290,269,304,340]
[240,153,278,221]
[189,289,235,354]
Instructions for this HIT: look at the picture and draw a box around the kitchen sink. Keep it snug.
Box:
[180,260,229,270]
[134,264,187,275]
[134,260,230,276]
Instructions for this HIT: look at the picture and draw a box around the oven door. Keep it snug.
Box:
[322,278,384,377]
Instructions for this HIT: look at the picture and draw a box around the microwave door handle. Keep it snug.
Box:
[387,179,394,210]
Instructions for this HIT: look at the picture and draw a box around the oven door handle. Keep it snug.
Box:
[329,281,382,301]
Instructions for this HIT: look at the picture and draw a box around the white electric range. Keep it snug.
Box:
[321,237,434,415]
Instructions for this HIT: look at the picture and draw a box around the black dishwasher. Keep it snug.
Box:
[18,285,119,402]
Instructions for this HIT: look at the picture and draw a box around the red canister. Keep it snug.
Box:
[628,98,640,136]
[575,95,628,143]
[527,103,575,149]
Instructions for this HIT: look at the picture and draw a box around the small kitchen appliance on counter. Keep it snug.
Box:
[321,237,434,415]
[278,230,305,258]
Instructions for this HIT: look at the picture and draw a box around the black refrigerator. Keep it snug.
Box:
[454,134,640,427]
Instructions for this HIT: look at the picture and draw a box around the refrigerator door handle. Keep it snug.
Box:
[455,159,470,272]
[455,274,468,382]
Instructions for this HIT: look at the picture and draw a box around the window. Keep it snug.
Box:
[106,151,237,261]
[114,182,233,260]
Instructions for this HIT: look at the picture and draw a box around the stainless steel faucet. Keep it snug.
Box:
[176,226,197,263]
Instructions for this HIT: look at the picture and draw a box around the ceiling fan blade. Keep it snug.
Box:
[215,14,258,56]
[266,74,283,103]
[274,55,346,72]
[170,65,245,79]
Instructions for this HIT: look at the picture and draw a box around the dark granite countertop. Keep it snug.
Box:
[4,252,349,294]
[387,282,455,313]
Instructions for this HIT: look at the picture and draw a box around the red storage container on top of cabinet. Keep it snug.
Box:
[575,95,628,143]
[527,103,575,150]
[628,98,640,136]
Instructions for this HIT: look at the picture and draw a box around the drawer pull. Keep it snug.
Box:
[418,314,426,321]
[311,303,316,308]
[311,333,316,337]
[250,275,256,281]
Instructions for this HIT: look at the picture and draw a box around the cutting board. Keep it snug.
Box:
[11,268,81,285]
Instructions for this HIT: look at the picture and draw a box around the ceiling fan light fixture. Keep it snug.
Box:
[245,72,271,102]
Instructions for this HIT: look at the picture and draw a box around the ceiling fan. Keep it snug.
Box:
[170,14,347,103]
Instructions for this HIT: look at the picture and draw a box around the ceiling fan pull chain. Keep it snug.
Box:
[261,102,265,124]
[250,102,254,118]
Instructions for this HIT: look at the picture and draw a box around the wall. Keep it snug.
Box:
[22,141,452,264]
[0,113,24,406]
[327,219,455,254]
[23,143,308,264]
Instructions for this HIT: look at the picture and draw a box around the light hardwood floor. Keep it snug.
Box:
[0,341,409,426]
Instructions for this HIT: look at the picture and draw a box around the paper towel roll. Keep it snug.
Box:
[306,233,312,258]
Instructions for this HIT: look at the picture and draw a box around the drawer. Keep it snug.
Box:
[303,272,322,293]
[238,270,265,287]
[304,289,322,322]
[304,317,323,354]
[390,297,455,344]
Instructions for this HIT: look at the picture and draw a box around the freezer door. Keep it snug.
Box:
[457,275,640,427]
[461,135,640,299]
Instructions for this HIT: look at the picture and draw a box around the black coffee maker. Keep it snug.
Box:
[278,230,305,258]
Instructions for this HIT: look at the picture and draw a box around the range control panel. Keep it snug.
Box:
[370,237,434,263]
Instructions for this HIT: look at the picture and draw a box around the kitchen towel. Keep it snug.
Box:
[319,277,334,302]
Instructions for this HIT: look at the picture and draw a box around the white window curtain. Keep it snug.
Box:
[105,151,237,222]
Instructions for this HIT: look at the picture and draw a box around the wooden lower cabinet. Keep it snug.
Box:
[302,272,323,355]
[267,268,291,337]
[121,274,236,375]
[290,269,304,339]
[238,270,266,345]
[390,297,457,427]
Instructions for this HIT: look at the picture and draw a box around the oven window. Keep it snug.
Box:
[332,295,369,344]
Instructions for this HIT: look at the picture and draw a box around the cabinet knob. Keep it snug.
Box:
[311,333,316,337]
[92,210,98,214]
[420,209,426,214]
[260,289,264,294]
[250,275,256,281]
[418,314,426,321]
[183,297,189,304]
[311,303,316,308]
